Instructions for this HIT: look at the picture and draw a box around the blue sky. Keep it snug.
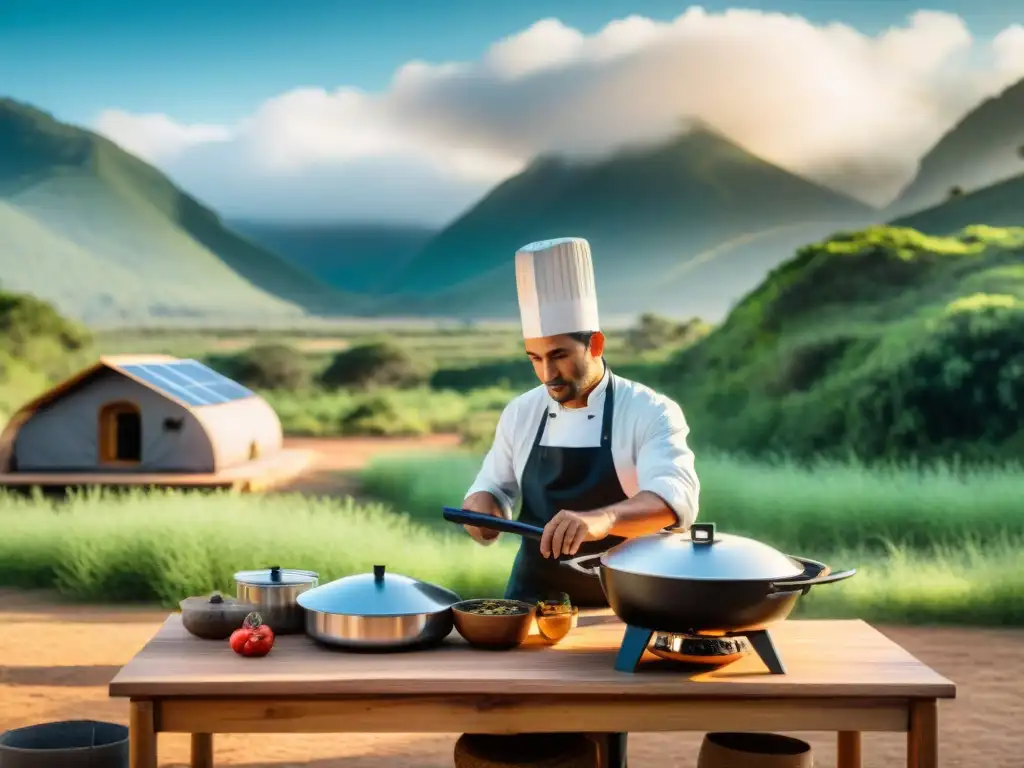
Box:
[1,0,1018,126]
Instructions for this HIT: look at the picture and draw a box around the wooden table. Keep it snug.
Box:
[108,613,955,768]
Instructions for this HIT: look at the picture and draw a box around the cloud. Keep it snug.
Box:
[93,8,1024,224]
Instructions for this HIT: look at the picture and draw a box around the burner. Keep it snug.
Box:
[614,625,786,674]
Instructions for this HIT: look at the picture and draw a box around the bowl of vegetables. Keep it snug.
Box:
[452,599,536,650]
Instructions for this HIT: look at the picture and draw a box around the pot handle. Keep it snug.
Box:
[769,568,857,594]
[561,553,602,577]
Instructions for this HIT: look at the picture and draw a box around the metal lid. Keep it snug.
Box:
[602,523,805,581]
[296,564,460,617]
[179,592,253,614]
[233,566,319,587]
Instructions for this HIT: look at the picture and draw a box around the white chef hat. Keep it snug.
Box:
[515,237,600,339]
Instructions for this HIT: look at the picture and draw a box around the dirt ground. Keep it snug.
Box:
[1,437,1021,767]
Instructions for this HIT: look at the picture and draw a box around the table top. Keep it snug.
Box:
[108,612,956,699]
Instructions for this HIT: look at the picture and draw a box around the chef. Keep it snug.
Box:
[460,237,701,768]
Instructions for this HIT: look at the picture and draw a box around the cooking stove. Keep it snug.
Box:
[615,625,786,674]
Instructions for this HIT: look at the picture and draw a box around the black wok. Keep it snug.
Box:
[442,507,855,635]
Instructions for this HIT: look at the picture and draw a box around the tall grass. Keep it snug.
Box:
[0,484,1018,625]
[359,452,1024,626]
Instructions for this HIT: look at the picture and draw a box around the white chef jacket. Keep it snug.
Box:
[464,365,700,528]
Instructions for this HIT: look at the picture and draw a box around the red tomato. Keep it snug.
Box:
[228,612,275,657]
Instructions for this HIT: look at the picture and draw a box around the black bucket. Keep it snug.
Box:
[0,720,128,768]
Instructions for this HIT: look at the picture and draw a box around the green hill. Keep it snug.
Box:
[0,98,356,326]
[229,221,435,294]
[890,173,1024,234]
[889,77,1024,216]
[377,126,875,322]
[664,225,1024,465]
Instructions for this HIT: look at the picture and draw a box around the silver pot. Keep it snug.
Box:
[296,564,460,649]
[234,566,319,634]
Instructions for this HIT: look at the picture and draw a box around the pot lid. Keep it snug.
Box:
[179,592,252,613]
[296,565,460,617]
[234,566,319,587]
[602,523,805,581]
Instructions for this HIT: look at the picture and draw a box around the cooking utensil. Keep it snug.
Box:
[234,566,319,634]
[452,599,536,650]
[296,564,461,649]
[179,592,256,639]
[442,507,855,674]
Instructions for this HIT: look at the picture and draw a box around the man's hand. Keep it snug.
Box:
[540,508,615,558]
[461,492,506,545]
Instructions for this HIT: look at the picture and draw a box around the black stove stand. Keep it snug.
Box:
[614,625,787,675]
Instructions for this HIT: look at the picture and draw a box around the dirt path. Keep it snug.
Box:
[1,437,1020,766]
[278,435,462,498]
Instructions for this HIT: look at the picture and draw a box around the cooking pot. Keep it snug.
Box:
[441,508,855,635]
[296,564,461,649]
[234,566,319,634]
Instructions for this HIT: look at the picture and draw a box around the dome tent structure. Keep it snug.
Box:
[0,355,310,491]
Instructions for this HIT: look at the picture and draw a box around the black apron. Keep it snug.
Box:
[503,369,631,767]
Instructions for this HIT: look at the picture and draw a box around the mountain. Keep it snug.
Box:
[889,77,1024,217]
[662,224,1024,465]
[229,221,435,294]
[0,98,356,326]
[376,126,876,322]
[889,173,1024,234]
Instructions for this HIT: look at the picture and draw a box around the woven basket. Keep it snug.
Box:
[454,733,597,768]
[698,732,813,768]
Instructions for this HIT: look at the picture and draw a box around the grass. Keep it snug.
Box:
[359,452,1024,626]
[0,488,517,606]
[261,386,515,437]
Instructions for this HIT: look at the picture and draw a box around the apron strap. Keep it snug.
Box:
[532,363,614,448]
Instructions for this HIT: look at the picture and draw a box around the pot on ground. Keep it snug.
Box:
[0,720,128,768]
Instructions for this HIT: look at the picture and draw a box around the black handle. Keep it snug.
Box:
[373,565,385,584]
[690,523,716,545]
[270,565,281,582]
[442,507,545,539]
[769,568,857,594]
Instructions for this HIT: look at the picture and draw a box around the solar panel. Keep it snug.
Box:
[120,360,255,406]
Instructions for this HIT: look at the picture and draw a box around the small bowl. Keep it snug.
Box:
[180,592,256,639]
[452,599,536,650]
[535,603,579,644]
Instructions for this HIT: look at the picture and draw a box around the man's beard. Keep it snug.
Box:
[545,376,579,403]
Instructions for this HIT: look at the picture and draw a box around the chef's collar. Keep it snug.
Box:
[548,361,609,412]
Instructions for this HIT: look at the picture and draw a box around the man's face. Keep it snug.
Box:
[524,332,605,403]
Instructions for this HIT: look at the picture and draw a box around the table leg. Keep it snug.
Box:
[907,699,938,768]
[191,733,214,768]
[837,731,862,768]
[129,700,157,768]
[586,734,610,768]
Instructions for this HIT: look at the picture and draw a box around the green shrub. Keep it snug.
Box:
[320,340,427,390]
[229,343,312,390]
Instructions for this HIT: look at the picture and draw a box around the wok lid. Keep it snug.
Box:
[603,523,805,581]
[296,565,460,617]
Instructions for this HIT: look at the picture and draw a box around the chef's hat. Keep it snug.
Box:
[515,237,600,339]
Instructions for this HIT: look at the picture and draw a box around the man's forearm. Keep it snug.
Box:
[599,491,679,537]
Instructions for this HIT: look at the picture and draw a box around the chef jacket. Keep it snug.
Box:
[465,365,700,528]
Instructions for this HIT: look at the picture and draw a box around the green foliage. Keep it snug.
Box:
[663,225,1024,465]
[624,313,710,353]
[319,340,428,390]
[359,452,1024,625]
[224,343,312,391]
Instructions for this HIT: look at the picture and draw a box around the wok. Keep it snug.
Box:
[442,507,855,635]
[296,565,460,650]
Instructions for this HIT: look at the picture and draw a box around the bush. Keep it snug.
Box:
[624,313,709,353]
[229,343,311,390]
[320,340,427,390]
